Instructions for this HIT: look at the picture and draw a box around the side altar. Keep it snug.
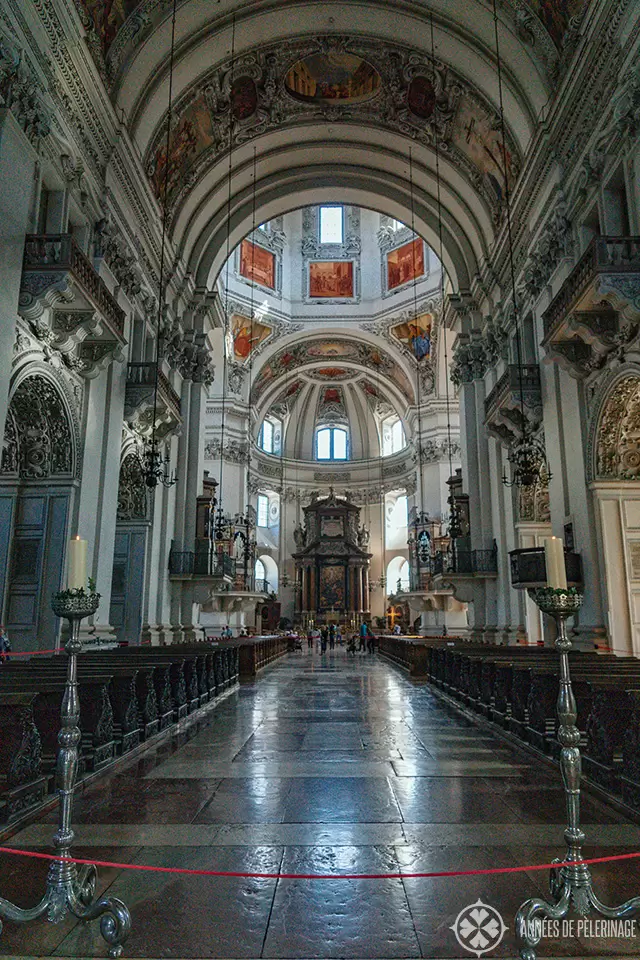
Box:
[292,489,371,625]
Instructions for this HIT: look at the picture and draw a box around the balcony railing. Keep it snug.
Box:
[431,548,498,576]
[127,362,181,419]
[543,236,640,338]
[169,550,235,578]
[484,365,541,422]
[23,234,125,337]
[254,579,270,594]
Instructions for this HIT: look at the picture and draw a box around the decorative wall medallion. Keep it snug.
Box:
[407,75,436,119]
[231,76,258,120]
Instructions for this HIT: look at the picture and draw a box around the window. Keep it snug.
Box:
[257,221,269,232]
[259,417,282,454]
[255,558,266,582]
[257,494,269,527]
[316,426,348,461]
[319,206,343,244]
[382,417,406,456]
[261,420,274,453]
[390,219,404,231]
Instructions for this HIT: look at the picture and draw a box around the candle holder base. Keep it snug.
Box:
[515,587,640,959]
[0,591,131,957]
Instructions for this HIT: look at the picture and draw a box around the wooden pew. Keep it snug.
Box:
[0,693,48,823]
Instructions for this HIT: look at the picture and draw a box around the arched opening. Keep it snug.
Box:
[0,374,76,650]
[256,554,278,593]
[386,556,410,595]
[592,374,640,655]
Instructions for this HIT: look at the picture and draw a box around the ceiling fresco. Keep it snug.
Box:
[143,35,523,220]
[77,0,592,84]
[251,338,414,405]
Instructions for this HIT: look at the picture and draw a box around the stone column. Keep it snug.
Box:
[75,354,128,637]
[0,111,39,435]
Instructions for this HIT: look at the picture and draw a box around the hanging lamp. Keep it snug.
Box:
[236,146,259,589]
[427,16,460,565]
[491,0,550,489]
[140,0,179,489]
[405,145,434,588]
[209,14,238,543]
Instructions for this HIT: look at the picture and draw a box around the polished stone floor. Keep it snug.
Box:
[2,649,640,959]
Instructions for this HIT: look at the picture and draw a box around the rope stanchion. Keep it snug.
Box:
[1,648,61,658]
[2,845,640,881]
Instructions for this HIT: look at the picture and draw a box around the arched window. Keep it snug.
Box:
[382,416,406,456]
[255,558,266,590]
[259,416,282,454]
[257,494,269,527]
[316,426,348,461]
[386,556,410,594]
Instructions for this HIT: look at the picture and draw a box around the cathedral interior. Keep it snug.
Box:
[1,0,640,957]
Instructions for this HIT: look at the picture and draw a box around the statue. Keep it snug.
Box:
[293,524,306,550]
[357,524,370,549]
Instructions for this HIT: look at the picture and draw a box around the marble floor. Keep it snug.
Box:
[2,649,640,959]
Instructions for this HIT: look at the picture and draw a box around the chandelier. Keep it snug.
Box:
[489,0,550,490]
[503,433,551,488]
[141,444,176,489]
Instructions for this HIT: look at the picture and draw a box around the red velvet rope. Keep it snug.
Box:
[1,845,640,880]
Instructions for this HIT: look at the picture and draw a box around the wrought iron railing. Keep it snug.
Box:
[543,236,640,337]
[169,550,235,578]
[431,547,498,576]
[23,234,125,337]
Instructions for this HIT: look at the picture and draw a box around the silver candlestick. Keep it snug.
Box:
[0,591,131,957]
[515,586,640,959]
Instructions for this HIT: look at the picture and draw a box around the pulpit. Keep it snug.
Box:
[292,490,371,623]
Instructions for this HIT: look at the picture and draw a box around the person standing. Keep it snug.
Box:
[307,626,314,651]
[0,625,10,662]
[320,624,328,654]
[329,623,336,650]
[358,620,367,652]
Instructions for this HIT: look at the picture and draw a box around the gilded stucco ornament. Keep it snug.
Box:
[595,374,640,480]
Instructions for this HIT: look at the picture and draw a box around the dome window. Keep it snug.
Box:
[382,416,406,456]
[316,426,348,461]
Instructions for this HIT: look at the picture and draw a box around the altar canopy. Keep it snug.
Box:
[292,490,372,622]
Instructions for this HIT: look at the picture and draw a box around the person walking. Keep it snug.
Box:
[307,626,314,651]
[358,620,367,652]
[329,623,336,650]
[320,624,328,654]
[367,625,376,655]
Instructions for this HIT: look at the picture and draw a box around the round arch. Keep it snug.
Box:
[189,156,482,293]
[386,556,410,593]
[593,371,640,482]
[256,553,279,592]
[0,370,77,482]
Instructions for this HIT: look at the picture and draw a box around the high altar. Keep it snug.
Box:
[293,490,372,624]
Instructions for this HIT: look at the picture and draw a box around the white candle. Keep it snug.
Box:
[67,536,87,590]
[544,536,567,590]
